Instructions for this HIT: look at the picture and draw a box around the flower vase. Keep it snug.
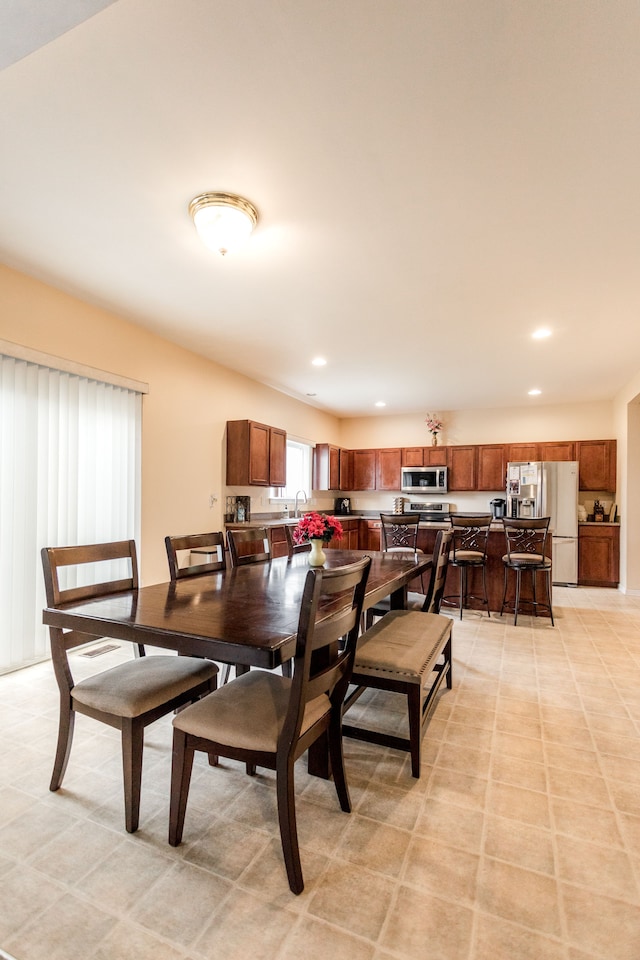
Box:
[432,434,438,446]
[308,538,327,567]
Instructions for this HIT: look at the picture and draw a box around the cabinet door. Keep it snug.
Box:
[313,443,341,491]
[578,525,620,586]
[376,448,402,490]
[269,427,287,487]
[576,440,616,491]
[269,525,289,558]
[361,520,381,551]
[248,421,271,485]
[507,443,540,462]
[339,449,354,491]
[447,445,477,491]
[402,447,424,466]
[352,450,377,490]
[424,445,448,466]
[540,441,575,461]
[477,444,506,491]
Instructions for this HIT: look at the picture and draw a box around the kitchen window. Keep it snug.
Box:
[272,438,312,501]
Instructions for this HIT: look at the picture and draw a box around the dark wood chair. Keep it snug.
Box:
[442,513,492,619]
[284,522,311,557]
[343,529,453,777]
[380,512,421,552]
[168,556,371,895]
[165,531,226,580]
[227,527,271,567]
[500,517,554,626]
[364,522,439,627]
[41,540,219,833]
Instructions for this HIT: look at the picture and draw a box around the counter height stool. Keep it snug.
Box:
[442,514,492,619]
[364,513,424,627]
[500,517,554,626]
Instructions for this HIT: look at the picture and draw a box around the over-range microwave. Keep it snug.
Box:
[401,466,448,494]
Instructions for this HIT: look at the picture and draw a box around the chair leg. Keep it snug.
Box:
[407,685,422,778]
[500,565,508,616]
[458,566,465,619]
[328,711,351,813]
[121,719,144,834]
[481,564,490,617]
[546,570,555,626]
[276,755,304,895]
[514,569,522,627]
[50,702,75,791]
[168,729,195,846]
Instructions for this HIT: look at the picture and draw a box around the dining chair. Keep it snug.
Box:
[343,529,453,777]
[364,522,439,627]
[443,513,492,619]
[41,540,219,833]
[227,526,271,566]
[165,531,226,580]
[284,522,311,557]
[500,516,554,625]
[168,556,371,895]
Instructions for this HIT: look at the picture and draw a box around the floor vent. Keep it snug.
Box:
[81,644,120,658]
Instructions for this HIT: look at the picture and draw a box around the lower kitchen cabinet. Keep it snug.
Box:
[359,519,381,551]
[327,518,361,550]
[578,524,620,587]
[268,525,289,559]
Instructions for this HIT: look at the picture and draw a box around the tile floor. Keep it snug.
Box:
[1,587,640,960]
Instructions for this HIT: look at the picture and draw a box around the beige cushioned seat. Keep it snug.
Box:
[353,610,450,683]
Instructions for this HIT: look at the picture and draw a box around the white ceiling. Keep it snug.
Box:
[1,0,640,418]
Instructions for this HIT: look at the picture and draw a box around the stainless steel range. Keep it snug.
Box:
[408,501,450,521]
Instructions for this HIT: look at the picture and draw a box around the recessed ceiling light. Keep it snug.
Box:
[375,401,386,407]
[306,392,317,397]
[528,388,542,396]
[311,357,327,367]
[532,328,552,339]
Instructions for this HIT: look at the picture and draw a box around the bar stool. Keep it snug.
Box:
[443,514,492,619]
[500,517,554,626]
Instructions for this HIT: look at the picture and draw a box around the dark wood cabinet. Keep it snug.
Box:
[359,519,381,551]
[540,441,576,461]
[578,524,620,586]
[576,440,616,491]
[376,448,402,490]
[313,443,341,491]
[507,442,540,462]
[352,450,377,490]
[226,420,287,487]
[477,444,506,491]
[447,445,477,491]
[339,449,354,491]
[402,447,424,466]
[425,445,448,466]
[326,518,360,550]
[268,525,289,558]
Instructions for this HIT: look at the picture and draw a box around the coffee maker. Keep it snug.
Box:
[334,497,351,515]
[490,497,507,519]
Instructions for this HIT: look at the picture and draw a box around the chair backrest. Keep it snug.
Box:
[502,517,551,562]
[422,529,453,613]
[449,514,492,559]
[380,513,421,552]
[284,523,311,557]
[281,556,371,750]
[165,532,226,581]
[227,527,271,567]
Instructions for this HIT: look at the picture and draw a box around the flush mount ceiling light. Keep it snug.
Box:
[532,327,552,339]
[528,388,542,396]
[189,193,258,256]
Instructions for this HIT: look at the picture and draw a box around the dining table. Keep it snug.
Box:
[43,548,431,777]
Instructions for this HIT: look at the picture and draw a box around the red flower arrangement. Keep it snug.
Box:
[292,512,344,545]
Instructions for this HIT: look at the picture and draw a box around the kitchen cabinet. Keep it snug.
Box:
[339,449,354,491]
[402,447,424,467]
[268,525,289,559]
[360,519,381,551]
[578,524,620,587]
[576,440,616,492]
[540,441,576,461]
[376,448,402,490]
[477,444,506,491]
[352,450,377,490]
[507,442,540,462]
[447,445,477,491]
[313,443,341,491]
[226,420,286,487]
[425,445,448,466]
[326,518,360,550]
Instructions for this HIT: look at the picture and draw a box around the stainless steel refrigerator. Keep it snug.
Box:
[506,461,579,586]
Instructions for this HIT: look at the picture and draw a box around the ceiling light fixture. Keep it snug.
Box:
[311,357,327,367]
[532,328,552,340]
[528,388,542,396]
[189,192,258,256]
[375,401,386,407]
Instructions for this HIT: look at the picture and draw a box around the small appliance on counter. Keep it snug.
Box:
[334,497,351,515]
[225,495,251,523]
[489,497,507,519]
[407,501,450,521]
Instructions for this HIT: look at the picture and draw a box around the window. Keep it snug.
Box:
[0,354,141,673]
[272,438,312,500]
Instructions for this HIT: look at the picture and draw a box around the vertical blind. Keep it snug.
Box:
[0,355,141,673]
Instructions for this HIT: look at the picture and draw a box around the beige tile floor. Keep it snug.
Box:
[1,587,640,960]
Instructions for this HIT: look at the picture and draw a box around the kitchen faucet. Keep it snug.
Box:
[294,490,308,518]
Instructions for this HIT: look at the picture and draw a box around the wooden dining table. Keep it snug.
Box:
[43,548,431,777]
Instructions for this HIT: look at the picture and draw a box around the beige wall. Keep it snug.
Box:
[613,371,640,594]
[0,265,339,584]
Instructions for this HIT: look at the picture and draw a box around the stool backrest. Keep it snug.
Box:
[502,517,551,562]
[380,513,421,552]
[449,514,492,559]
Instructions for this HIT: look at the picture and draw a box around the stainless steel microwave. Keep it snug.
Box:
[401,466,448,494]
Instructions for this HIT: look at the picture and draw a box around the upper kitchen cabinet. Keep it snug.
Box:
[377,448,402,490]
[507,442,540,462]
[447,445,477,491]
[576,439,617,491]
[226,420,286,487]
[339,448,354,491]
[351,449,377,490]
[313,443,341,491]
[476,444,506,491]
[540,441,576,461]
[425,445,448,466]
[402,447,424,467]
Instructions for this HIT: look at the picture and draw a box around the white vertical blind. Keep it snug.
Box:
[0,355,141,673]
